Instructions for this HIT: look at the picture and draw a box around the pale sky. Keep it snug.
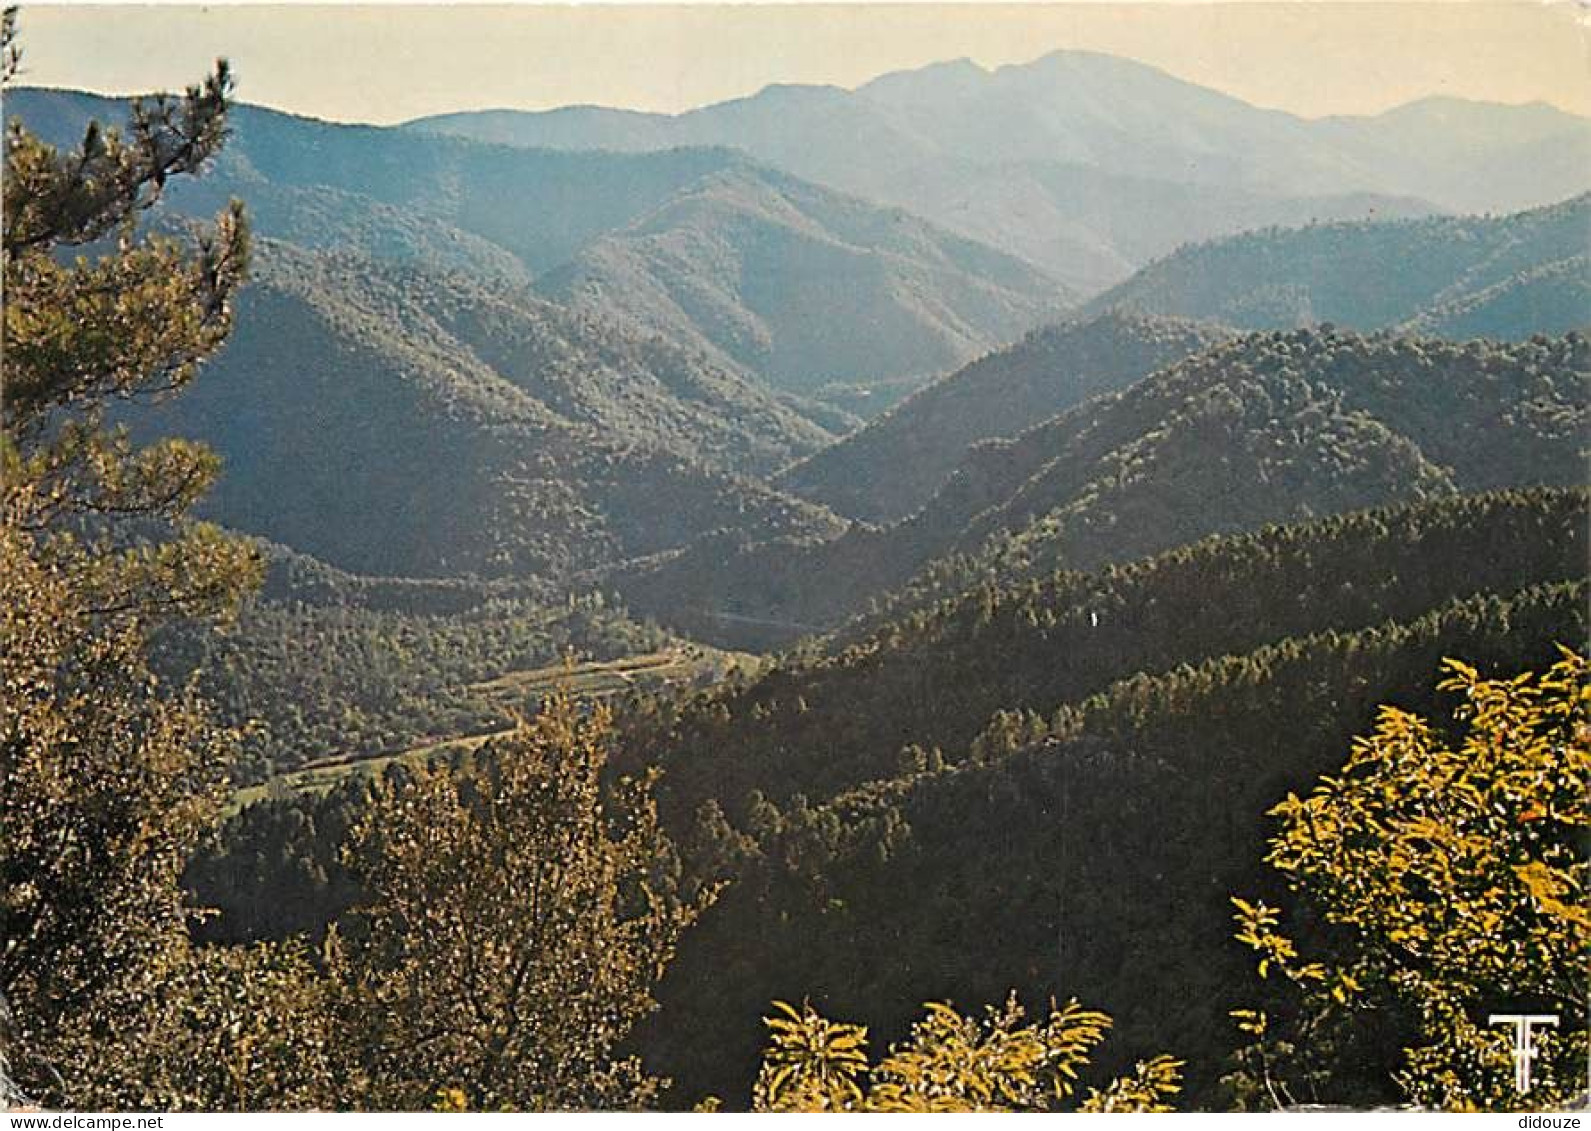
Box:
[11,2,1591,125]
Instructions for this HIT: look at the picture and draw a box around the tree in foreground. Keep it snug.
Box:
[335,691,713,1110]
[740,997,1181,1112]
[3,13,253,626]
[1228,649,1588,1110]
[0,9,335,1107]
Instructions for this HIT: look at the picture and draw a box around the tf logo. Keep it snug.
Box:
[1489,1013,1559,1095]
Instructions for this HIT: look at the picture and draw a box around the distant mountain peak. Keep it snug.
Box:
[994,47,1197,84]
[1011,47,1158,71]
[726,80,848,108]
[858,56,988,91]
[1376,93,1581,118]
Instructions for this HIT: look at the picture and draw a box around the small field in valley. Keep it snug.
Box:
[229,645,754,810]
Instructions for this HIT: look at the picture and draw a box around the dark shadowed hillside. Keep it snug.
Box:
[641,574,1585,1108]
[615,488,1589,819]
[779,311,1231,522]
[595,489,1590,1107]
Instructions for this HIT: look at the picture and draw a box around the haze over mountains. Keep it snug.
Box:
[10,87,1063,400]
[13,51,1587,611]
[409,50,1591,290]
[537,164,1065,391]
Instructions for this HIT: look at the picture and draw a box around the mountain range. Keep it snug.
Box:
[409,50,1591,290]
[8,86,1066,396]
[11,65,1587,643]
[88,186,1589,630]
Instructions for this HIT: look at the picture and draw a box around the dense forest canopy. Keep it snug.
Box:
[607,327,1586,649]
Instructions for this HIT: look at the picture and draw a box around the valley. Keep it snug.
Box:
[228,644,755,811]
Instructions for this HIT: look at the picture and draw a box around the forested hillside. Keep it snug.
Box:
[1087,193,1591,335]
[538,165,1067,391]
[185,492,1589,1103]
[780,311,1230,522]
[897,326,1586,602]
[614,492,1590,1105]
[611,329,1587,645]
[646,580,1585,1107]
[117,239,842,579]
[613,490,1588,820]
[153,543,687,783]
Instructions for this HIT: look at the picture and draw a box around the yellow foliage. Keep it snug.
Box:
[1230,649,1589,1111]
[750,996,1181,1113]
